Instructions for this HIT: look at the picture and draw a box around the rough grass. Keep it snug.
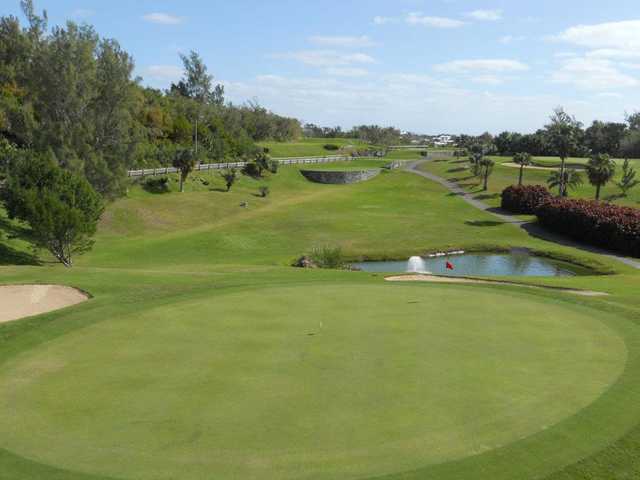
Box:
[1,157,640,480]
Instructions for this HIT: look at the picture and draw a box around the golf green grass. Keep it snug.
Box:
[2,156,640,480]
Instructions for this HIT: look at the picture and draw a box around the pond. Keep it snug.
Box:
[352,252,590,277]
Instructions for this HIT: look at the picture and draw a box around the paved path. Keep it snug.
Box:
[405,160,640,270]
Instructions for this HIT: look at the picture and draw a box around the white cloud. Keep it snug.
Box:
[223,72,623,135]
[434,59,529,73]
[142,13,184,25]
[325,67,369,77]
[472,75,505,85]
[271,50,375,68]
[552,57,638,90]
[586,49,640,59]
[406,12,466,28]
[142,65,183,83]
[309,35,376,48]
[467,9,503,22]
[373,16,397,25]
[554,20,640,51]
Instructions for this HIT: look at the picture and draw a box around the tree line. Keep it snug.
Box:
[303,124,402,146]
[456,109,640,160]
[0,1,302,198]
[0,1,299,267]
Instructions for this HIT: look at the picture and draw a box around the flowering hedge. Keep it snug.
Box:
[535,198,640,257]
[501,185,552,214]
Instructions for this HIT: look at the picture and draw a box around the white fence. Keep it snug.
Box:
[127,155,352,178]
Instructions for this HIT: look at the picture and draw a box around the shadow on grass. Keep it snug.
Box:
[447,167,467,173]
[474,193,501,201]
[519,221,637,270]
[209,187,228,193]
[465,220,504,227]
[0,216,40,266]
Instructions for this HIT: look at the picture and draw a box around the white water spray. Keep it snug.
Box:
[407,256,428,274]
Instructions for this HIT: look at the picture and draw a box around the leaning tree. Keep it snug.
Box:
[2,153,104,267]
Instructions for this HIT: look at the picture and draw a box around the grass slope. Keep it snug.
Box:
[258,138,368,158]
[1,158,640,480]
[420,156,640,210]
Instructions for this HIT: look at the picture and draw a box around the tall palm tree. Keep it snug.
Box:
[480,158,495,191]
[586,153,616,200]
[547,169,583,197]
[513,152,532,186]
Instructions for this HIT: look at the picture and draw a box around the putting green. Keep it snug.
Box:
[0,283,627,480]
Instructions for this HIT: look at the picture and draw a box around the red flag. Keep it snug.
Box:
[446,261,454,270]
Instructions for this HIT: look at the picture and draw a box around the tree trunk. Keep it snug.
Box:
[518,166,524,186]
[559,157,566,196]
[596,184,601,200]
[180,172,185,192]
[483,171,489,191]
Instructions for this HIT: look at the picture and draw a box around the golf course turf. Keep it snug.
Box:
[1,159,640,479]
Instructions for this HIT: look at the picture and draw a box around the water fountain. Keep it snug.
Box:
[407,256,428,274]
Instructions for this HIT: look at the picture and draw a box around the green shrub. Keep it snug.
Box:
[324,144,340,151]
[310,246,346,269]
[242,162,260,177]
[142,176,170,194]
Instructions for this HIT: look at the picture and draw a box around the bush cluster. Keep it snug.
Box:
[142,176,170,193]
[310,246,346,269]
[323,144,340,151]
[535,198,640,257]
[501,185,552,214]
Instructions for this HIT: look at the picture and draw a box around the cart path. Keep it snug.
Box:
[405,160,640,270]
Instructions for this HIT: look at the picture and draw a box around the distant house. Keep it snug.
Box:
[433,134,455,147]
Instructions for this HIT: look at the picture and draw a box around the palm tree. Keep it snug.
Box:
[547,169,583,197]
[469,144,484,177]
[586,153,616,200]
[480,158,495,191]
[513,152,532,186]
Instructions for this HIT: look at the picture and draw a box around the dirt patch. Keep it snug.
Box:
[0,285,89,324]
[385,275,608,297]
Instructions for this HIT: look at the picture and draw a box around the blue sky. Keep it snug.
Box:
[4,0,640,134]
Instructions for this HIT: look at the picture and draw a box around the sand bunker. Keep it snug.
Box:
[385,275,608,297]
[0,285,89,324]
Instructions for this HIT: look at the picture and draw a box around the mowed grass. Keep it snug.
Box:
[1,156,640,479]
[420,156,640,210]
[0,283,630,480]
[259,137,368,158]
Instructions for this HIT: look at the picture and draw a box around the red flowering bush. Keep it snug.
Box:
[535,198,640,257]
[501,185,552,214]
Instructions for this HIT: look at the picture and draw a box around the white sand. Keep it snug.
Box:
[385,275,607,296]
[0,285,89,324]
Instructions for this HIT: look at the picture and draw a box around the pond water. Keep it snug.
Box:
[353,252,589,277]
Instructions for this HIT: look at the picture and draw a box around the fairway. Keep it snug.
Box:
[2,161,640,480]
[0,284,627,480]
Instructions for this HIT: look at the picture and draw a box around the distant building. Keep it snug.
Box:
[433,134,454,147]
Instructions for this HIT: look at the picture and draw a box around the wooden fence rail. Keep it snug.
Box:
[127,155,352,178]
